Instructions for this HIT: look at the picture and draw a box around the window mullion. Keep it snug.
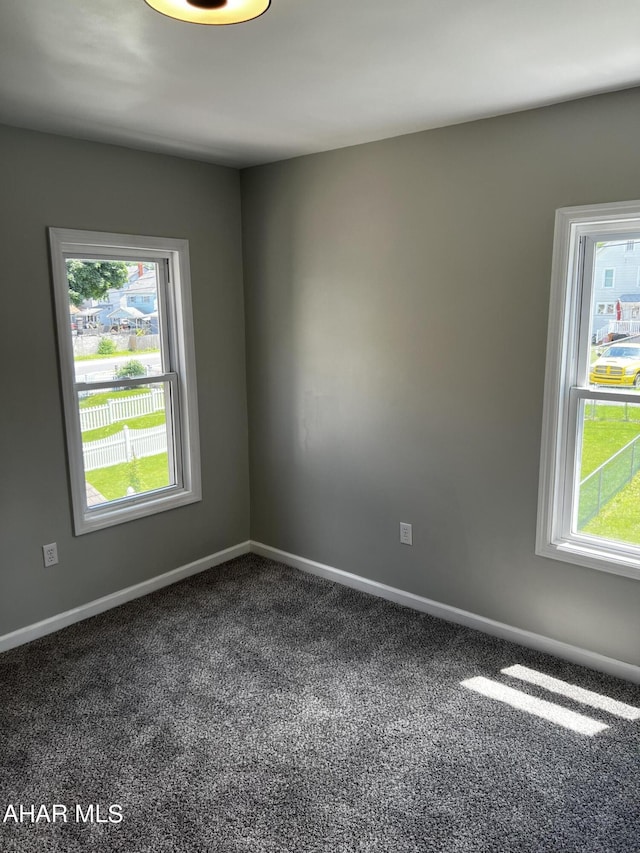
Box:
[561,387,582,539]
[575,236,595,386]
[74,373,177,394]
[571,387,640,405]
[157,259,173,372]
[166,375,181,488]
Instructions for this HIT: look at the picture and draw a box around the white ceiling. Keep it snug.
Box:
[1,0,640,168]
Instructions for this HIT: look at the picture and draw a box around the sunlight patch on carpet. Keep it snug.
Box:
[461,676,609,736]
[501,664,640,721]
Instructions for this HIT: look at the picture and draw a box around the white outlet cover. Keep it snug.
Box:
[43,543,58,567]
[400,522,413,546]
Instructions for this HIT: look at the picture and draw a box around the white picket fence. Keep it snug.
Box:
[80,388,165,432]
[83,425,168,471]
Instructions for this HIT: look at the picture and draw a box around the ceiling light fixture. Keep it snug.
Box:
[144,0,270,25]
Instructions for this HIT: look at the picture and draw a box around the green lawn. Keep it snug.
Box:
[579,403,640,544]
[82,411,165,442]
[85,453,170,500]
[75,348,159,361]
[583,474,640,544]
[580,419,640,478]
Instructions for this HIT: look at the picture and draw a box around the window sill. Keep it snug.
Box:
[75,485,201,535]
[536,537,640,581]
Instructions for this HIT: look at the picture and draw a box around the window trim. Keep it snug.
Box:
[49,228,201,535]
[537,200,640,580]
[602,267,615,288]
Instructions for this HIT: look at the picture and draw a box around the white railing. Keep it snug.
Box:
[80,388,165,432]
[600,320,640,342]
[83,425,168,471]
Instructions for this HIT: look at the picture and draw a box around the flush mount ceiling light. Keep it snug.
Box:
[144,0,270,25]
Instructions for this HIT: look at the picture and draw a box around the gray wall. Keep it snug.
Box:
[241,88,640,666]
[4,89,640,667]
[0,125,250,636]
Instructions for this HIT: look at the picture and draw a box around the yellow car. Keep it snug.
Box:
[590,343,640,387]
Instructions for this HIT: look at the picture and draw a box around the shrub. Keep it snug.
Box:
[97,337,116,355]
[115,360,146,379]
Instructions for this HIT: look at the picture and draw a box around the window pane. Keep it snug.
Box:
[590,241,640,351]
[80,382,174,507]
[575,400,640,544]
[67,259,164,383]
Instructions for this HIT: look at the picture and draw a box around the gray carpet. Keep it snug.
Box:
[1,553,639,853]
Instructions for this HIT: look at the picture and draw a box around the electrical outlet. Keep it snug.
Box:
[400,522,413,546]
[43,542,58,567]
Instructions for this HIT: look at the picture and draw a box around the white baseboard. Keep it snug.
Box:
[4,538,638,685]
[251,541,640,685]
[0,541,251,654]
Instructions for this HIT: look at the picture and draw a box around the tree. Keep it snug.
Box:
[66,260,128,307]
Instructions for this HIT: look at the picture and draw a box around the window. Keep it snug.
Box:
[537,201,640,579]
[603,268,615,288]
[49,229,201,534]
[595,302,615,315]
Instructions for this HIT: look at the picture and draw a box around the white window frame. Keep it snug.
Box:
[603,267,615,288]
[595,302,615,316]
[49,228,201,535]
[537,200,640,580]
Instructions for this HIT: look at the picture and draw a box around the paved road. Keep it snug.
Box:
[74,352,162,382]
